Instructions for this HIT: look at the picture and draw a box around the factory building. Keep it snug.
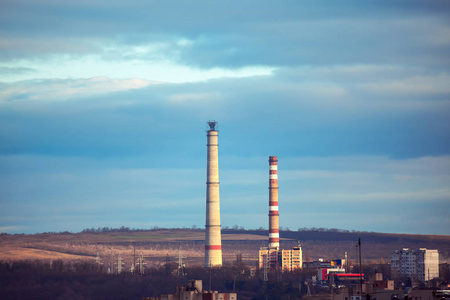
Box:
[205,121,223,268]
[331,273,395,300]
[317,267,347,281]
[391,248,439,282]
[142,280,237,300]
[258,156,302,272]
[303,258,346,269]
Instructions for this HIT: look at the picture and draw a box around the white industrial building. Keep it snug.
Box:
[391,248,439,282]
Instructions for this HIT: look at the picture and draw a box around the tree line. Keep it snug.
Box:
[0,259,321,300]
[73,226,377,234]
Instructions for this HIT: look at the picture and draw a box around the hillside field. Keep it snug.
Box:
[1,229,449,268]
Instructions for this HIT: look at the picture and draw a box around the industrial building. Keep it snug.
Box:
[391,248,439,282]
[317,267,347,282]
[142,280,237,300]
[205,121,223,268]
[331,273,395,300]
[303,258,346,269]
[258,156,303,272]
[311,257,366,287]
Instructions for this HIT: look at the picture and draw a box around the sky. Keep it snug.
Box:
[0,1,449,235]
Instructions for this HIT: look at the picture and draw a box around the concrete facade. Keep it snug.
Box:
[280,246,302,272]
[258,246,302,272]
[259,247,279,270]
[391,248,439,282]
[205,123,222,267]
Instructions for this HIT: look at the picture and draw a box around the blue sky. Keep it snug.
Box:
[1,1,449,234]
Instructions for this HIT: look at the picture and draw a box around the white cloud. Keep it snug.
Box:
[0,77,158,103]
[0,58,275,85]
[168,92,221,103]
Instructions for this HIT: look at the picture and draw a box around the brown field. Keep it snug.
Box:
[1,229,449,270]
[0,229,267,268]
[0,246,91,261]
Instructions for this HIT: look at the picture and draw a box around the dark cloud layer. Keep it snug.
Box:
[1,1,450,69]
[1,71,449,160]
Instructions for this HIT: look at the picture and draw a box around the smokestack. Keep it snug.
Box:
[269,156,279,248]
[205,121,223,267]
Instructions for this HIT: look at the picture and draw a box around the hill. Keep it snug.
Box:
[1,228,449,267]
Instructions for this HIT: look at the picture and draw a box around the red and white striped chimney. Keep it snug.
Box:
[268,156,279,248]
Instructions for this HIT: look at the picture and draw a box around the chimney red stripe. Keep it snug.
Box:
[205,245,222,250]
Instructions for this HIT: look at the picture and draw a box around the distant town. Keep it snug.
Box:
[1,227,449,300]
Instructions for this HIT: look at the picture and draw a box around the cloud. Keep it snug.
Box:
[0,77,158,103]
[0,55,275,83]
[168,93,221,103]
[0,65,449,159]
[1,1,450,69]
[0,66,36,75]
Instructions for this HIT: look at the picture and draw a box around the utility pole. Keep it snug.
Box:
[209,262,212,291]
[109,248,114,274]
[130,261,135,274]
[165,253,171,275]
[95,252,103,271]
[137,252,146,275]
[177,247,187,276]
[116,254,124,274]
[345,251,348,271]
[263,253,268,282]
[132,246,136,275]
[358,238,363,299]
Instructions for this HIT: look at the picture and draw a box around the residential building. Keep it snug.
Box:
[258,245,302,272]
[391,248,439,282]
